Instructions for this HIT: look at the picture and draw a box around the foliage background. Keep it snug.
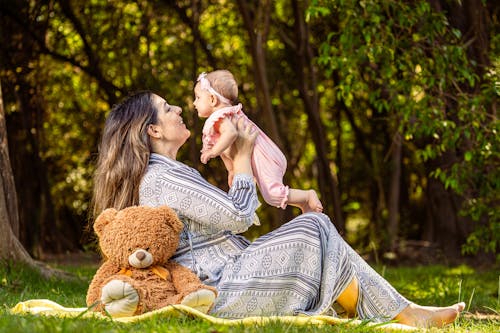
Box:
[0,0,498,262]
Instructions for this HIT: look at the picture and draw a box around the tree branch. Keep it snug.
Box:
[1,3,124,100]
[160,0,217,69]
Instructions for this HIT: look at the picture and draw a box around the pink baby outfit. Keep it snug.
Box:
[202,104,289,209]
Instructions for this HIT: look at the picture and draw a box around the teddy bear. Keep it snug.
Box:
[86,205,217,318]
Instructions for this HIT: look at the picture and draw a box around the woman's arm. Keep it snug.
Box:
[152,166,257,233]
[201,117,237,164]
[140,119,258,235]
[220,153,235,187]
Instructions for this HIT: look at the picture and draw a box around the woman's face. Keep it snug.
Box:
[151,94,190,145]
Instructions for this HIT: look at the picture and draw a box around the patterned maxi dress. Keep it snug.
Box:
[139,153,410,321]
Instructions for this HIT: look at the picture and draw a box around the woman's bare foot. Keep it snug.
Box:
[395,302,465,328]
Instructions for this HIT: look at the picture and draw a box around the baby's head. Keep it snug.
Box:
[196,70,238,106]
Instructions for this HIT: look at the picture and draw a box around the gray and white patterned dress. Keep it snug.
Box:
[139,153,410,321]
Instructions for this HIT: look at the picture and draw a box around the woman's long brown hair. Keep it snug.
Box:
[91,91,158,222]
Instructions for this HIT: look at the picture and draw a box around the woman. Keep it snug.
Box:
[92,91,464,328]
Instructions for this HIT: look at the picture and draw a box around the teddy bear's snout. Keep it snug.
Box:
[128,249,154,269]
[135,251,146,261]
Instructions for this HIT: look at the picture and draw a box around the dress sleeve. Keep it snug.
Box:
[202,107,238,137]
[139,163,259,235]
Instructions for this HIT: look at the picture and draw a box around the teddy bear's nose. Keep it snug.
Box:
[135,251,146,261]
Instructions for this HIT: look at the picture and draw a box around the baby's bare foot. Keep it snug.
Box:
[395,302,465,328]
[301,190,323,213]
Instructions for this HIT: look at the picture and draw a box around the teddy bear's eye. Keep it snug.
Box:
[145,247,150,251]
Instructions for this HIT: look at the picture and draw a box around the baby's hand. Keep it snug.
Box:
[200,152,213,164]
[226,118,258,161]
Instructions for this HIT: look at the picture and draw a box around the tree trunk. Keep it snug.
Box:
[424,152,472,259]
[1,2,81,255]
[237,0,285,228]
[236,0,281,146]
[421,0,492,258]
[425,178,466,259]
[289,0,344,230]
[0,80,71,279]
[387,132,402,251]
[429,0,491,77]
[0,80,19,238]
[8,75,62,256]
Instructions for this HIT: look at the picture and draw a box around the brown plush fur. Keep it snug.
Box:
[86,205,217,315]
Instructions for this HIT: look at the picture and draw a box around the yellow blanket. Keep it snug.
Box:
[11,299,415,331]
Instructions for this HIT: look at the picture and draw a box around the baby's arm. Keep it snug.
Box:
[201,117,238,164]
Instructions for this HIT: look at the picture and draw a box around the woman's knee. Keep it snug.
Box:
[294,212,339,235]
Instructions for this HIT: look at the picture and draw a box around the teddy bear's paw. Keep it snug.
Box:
[180,289,216,314]
[101,279,140,317]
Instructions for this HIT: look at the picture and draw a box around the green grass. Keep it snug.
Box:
[0,260,498,332]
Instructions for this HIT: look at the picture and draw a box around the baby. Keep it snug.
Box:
[193,70,323,213]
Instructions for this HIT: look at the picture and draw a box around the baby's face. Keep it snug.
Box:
[193,83,214,118]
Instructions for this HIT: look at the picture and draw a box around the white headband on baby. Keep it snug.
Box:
[197,72,232,105]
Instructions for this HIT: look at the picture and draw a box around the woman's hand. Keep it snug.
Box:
[226,117,257,176]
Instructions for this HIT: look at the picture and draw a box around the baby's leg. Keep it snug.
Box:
[305,189,323,212]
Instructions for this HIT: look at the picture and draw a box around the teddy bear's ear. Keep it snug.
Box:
[161,206,183,233]
[94,208,118,237]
